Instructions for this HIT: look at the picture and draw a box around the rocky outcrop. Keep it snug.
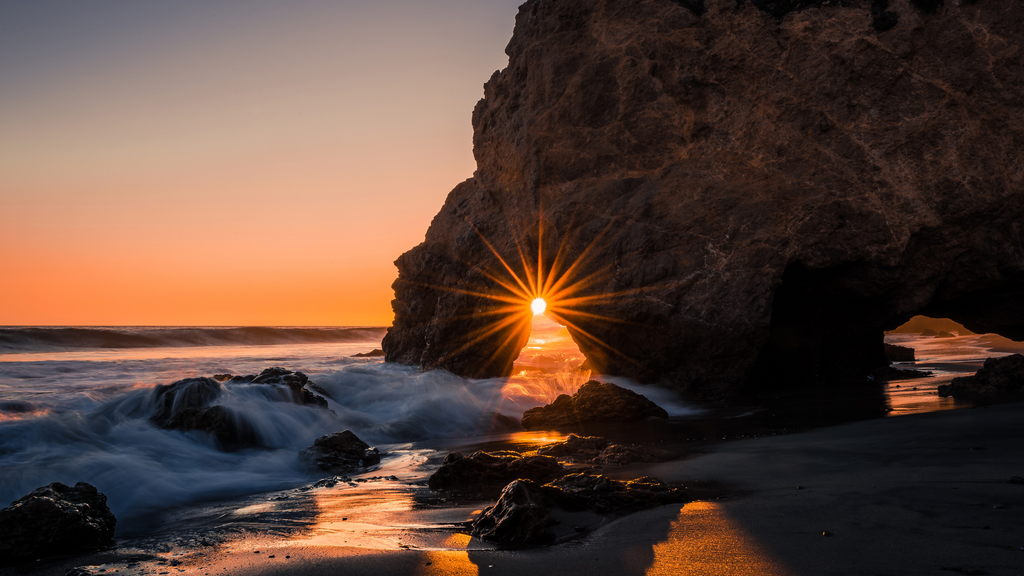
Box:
[383,0,1024,400]
[522,381,668,430]
[937,354,1024,398]
[536,434,656,465]
[150,368,329,450]
[353,349,386,357]
[471,473,687,545]
[0,482,116,561]
[299,430,381,475]
[884,344,916,362]
[427,451,566,491]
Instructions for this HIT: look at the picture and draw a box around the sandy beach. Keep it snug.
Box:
[7,396,1021,576]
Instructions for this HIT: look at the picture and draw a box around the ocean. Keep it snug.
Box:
[0,321,700,534]
[1,322,1017,538]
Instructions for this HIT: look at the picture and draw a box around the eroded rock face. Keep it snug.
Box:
[427,451,566,491]
[522,381,668,430]
[384,0,1024,399]
[938,354,1024,398]
[0,482,116,561]
[299,430,381,475]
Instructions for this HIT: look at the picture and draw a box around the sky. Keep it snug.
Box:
[0,0,524,327]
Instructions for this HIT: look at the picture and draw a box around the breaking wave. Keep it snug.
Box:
[0,326,388,353]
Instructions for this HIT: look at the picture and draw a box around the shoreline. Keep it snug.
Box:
[7,399,1022,576]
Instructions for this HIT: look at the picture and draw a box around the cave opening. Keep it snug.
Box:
[751,261,1024,395]
[503,310,591,405]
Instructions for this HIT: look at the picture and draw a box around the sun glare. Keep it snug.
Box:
[531,298,547,315]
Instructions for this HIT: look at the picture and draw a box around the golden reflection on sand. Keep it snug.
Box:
[645,502,791,576]
[415,534,479,576]
[287,487,418,549]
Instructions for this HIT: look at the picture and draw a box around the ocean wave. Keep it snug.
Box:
[0,326,388,353]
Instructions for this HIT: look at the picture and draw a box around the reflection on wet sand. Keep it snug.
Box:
[645,502,791,576]
[416,534,478,576]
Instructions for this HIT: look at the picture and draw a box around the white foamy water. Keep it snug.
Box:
[0,323,698,531]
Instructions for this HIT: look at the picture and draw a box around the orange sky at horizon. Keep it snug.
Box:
[0,0,524,326]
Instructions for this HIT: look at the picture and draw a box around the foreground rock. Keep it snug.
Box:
[536,434,656,466]
[299,430,381,475]
[150,368,329,450]
[383,0,1024,400]
[522,381,668,430]
[471,473,688,546]
[0,482,116,561]
[428,451,565,491]
[938,354,1024,398]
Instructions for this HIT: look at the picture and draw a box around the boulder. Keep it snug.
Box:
[884,344,916,363]
[0,482,116,561]
[471,473,687,546]
[521,381,668,430]
[149,368,329,450]
[382,0,1024,401]
[250,367,329,408]
[536,434,610,461]
[299,430,381,475]
[428,451,565,491]
[536,434,655,466]
[938,354,1024,398]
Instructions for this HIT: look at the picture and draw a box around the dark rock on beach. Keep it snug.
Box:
[150,368,329,450]
[470,473,687,546]
[884,344,916,363]
[522,381,668,430]
[428,451,566,491]
[299,430,381,475]
[536,434,656,466]
[938,354,1024,398]
[0,482,116,562]
[383,0,1024,400]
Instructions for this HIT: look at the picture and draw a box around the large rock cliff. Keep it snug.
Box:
[383,0,1024,399]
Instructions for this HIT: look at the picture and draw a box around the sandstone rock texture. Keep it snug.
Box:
[383,0,1024,399]
[0,482,116,562]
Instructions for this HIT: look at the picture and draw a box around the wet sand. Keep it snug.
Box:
[8,399,1022,576]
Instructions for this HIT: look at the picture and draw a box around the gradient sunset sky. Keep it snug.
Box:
[1,0,523,327]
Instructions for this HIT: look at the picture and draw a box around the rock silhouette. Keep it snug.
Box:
[521,381,668,430]
[384,0,1024,399]
[150,368,329,450]
[427,451,566,491]
[299,430,381,475]
[0,482,116,561]
[938,354,1024,398]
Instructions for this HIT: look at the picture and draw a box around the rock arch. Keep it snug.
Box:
[383,0,1024,399]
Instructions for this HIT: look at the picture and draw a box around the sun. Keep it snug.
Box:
[531,298,547,315]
